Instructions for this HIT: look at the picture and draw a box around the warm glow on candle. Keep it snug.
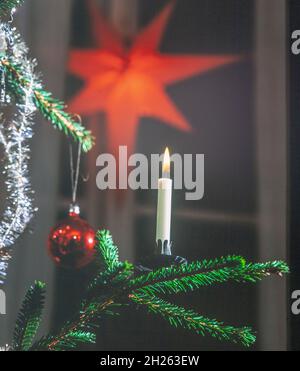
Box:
[156,147,173,247]
[162,147,171,176]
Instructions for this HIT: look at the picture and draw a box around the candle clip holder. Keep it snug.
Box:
[136,240,187,272]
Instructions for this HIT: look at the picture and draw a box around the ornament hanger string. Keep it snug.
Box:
[69,142,82,205]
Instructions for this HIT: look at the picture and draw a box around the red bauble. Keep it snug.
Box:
[48,207,96,269]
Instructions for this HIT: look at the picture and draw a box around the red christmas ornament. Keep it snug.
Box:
[48,205,96,269]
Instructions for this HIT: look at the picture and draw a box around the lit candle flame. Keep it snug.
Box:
[162,147,171,176]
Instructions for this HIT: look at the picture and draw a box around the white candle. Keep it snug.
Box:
[156,148,173,244]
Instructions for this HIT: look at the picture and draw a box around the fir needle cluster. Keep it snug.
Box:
[10,230,289,351]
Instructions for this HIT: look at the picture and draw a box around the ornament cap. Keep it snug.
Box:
[69,203,80,217]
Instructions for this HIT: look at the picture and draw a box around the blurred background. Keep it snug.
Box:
[0,0,292,351]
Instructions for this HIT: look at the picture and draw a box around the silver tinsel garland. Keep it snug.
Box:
[0,23,38,283]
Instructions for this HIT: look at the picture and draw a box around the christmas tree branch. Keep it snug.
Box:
[95,230,122,272]
[13,230,289,351]
[31,331,97,352]
[129,293,256,348]
[87,231,135,297]
[129,256,246,293]
[32,297,117,351]
[0,0,24,16]
[88,261,134,295]
[31,242,134,351]
[129,258,289,297]
[12,281,46,351]
[1,58,94,152]
[40,266,135,351]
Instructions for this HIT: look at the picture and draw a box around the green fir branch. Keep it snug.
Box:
[87,231,134,298]
[1,58,94,151]
[33,297,117,351]
[55,331,96,351]
[88,261,134,295]
[129,293,256,348]
[0,0,24,16]
[129,255,245,295]
[33,88,94,152]
[130,255,245,288]
[31,331,96,351]
[95,230,122,272]
[13,230,289,351]
[13,281,46,351]
[30,233,132,352]
[88,266,125,293]
[130,257,289,297]
[235,260,290,281]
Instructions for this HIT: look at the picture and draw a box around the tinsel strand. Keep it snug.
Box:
[0,23,37,283]
[0,0,25,17]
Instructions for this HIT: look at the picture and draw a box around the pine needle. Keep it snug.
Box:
[13,281,46,351]
[96,230,121,271]
[13,230,289,351]
[130,293,256,348]
[1,57,94,151]
[129,258,289,297]
[32,331,96,351]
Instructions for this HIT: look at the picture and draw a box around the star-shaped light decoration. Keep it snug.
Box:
[69,0,240,156]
